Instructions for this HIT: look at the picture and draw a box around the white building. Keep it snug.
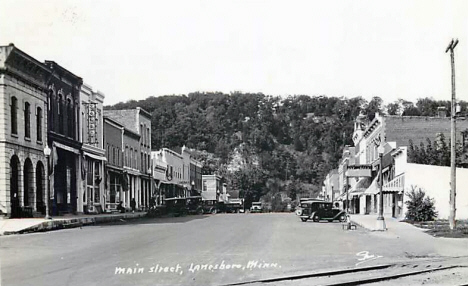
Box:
[79,84,105,213]
[202,175,223,204]
[385,147,468,220]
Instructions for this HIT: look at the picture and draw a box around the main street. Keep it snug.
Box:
[0,213,457,286]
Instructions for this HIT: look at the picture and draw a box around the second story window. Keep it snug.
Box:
[67,99,73,138]
[140,124,143,144]
[141,152,144,171]
[134,149,137,168]
[125,146,129,166]
[36,107,42,142]
[58,95,63,134]
[129,148,133,168]
[147,127,150,146]
[24,102,31,138]
[11,96,18,135]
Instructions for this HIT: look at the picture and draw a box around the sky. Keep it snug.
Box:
[1,0,467,106]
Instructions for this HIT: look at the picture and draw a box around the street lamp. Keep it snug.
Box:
[376,144,386,231]
[43,145,52,220]
[191,180,195,197]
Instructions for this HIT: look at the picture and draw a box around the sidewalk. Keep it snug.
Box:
[0,212,147,236]
[350,214,468,257]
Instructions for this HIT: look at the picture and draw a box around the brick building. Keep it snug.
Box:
[104,108,152,209]
[79,84,106,213]
[0,44,49,217]
[104,116,124,210]
[45,60,83,216]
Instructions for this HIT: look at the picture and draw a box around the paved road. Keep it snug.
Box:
[0,213,450,286]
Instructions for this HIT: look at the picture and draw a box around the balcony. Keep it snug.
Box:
[383,173,405,193]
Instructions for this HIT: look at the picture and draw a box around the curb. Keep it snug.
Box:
[349,219,386,232]
[1,213,147,235]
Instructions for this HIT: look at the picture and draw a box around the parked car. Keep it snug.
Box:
[295,199,324,216]
[202,201,218,214]
[298,201,347,222]
[250,202,262,213]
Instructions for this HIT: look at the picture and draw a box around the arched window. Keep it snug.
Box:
[24,102,31,138]
[147,127,150,146]
[58,95,63,134]
[141,151,144,171]
[140,124,143,144]
[67,98,73,138]
[125,146,129,167]
[36,107,42,142]
[135,149,138,169]
[130,147,133,168]
[11,96,18,135]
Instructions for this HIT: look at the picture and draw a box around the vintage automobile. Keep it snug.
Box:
[202,201,219,214]
[298,201,347,222]
[250,202,263,213]
[186,196,204,215]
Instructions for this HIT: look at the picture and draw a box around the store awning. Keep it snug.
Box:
[335,192,346,201]
[350,191,363,197]
[164,197,187,201]
[54,142,80,154]
[362,176,379,196]
[348,177,372,195]
[84,151,107,162]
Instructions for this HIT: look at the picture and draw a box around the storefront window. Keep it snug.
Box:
[86,160,93,206]
[94,162,100,203]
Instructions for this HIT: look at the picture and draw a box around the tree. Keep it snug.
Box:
[386,101,400,115]
[405,186,438,221]
[106,92,364,204]
[364,96,383,121]
[407,135,466,167]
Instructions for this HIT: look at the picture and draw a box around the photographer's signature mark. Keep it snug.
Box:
[356,251,383,266]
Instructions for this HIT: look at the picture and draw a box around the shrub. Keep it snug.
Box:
[405,186,438,221]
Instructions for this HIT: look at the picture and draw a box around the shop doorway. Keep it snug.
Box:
[10,156,20,218]
[36,161,45,214]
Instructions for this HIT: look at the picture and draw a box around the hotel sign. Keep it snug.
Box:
[346,167,371,177]
[86,103,98,146]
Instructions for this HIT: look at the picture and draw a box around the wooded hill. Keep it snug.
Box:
[106,93,467,207]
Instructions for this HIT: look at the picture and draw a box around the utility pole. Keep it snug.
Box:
[446,38,459,230]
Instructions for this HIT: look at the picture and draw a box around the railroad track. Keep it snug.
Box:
[223,256,468,286]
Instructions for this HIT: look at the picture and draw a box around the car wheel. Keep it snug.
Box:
[301,218,307,222]
[313,215,320,222]
[339,215,347,222]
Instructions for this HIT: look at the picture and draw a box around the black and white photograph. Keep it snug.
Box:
[1,1,468,285]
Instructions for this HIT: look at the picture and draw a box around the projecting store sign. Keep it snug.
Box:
[86,103,98,146]
[345,167,372,177]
